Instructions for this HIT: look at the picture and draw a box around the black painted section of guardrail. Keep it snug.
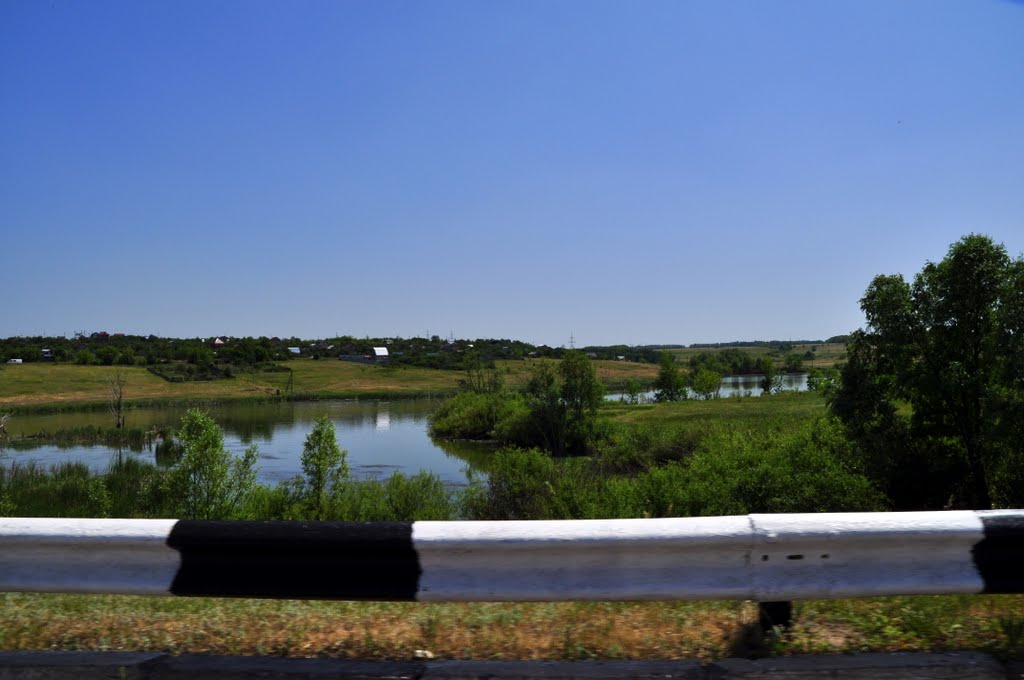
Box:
[167,520,421,600]
[973,513,1024,593]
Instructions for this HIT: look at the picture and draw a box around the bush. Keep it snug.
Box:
[340,472,456,521]
[105,455,173,518]
[462,447,603,520]
[631,418,886,516]
[429,391,504,440]
[295,416,349,520]
[169,409,259,519]
[463,419,885,521]
[0,461,111,518]
[593,423,704,473]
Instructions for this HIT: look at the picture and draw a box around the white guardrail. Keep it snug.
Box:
[0,511,1021,601]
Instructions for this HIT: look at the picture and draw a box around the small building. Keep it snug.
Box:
[372,347,389,363]
[210,337,226,348]
[40,349,55,361]
[287,347,301,355]
[6,359,23,364]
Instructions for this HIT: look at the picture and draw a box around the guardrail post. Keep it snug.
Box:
[757,601,793,632]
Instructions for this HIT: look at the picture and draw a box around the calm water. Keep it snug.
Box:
[608,372,809,401]
[3,374,808,484]
[0,399,494,487]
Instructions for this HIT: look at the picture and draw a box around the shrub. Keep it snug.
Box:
[0,461,111,517]
[105,455,173,518]
[339,472,456,521]
[647,418,887,516]
[296,416,349,520]
[463,447,603,520]
[169,409,259,519]
[429,391,503,440]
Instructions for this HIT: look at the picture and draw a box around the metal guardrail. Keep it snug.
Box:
[1,511,1021,601]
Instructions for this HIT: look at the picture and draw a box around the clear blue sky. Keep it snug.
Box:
[3,1,1022,346]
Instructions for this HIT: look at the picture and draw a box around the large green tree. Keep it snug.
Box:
[830,234,1024,509]
[653,351,687,402]
[522,351,605,455]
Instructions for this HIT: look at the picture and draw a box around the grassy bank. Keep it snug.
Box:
[0,593,1020,660]
[0,359,659,413]
[605,390,827,428]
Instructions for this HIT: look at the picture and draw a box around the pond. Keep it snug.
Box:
[0,399,495,487]
[2,374,810,485]
[608,372,810,401]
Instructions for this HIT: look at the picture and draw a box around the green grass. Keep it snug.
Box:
[605,390,827,429]
[665,343,846,369]
[0,359,659,412]
[0,593,1019,660]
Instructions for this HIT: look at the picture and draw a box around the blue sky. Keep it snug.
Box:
[2,1,1022,346]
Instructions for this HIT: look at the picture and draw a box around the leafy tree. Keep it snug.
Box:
[621,378,644,405]
[524,363,565,452]
[830,234,1024,509]
[170,409,259,519]
[805,367,838,393]
[298,416,349,520]
[653,351,687,402]
[756,357,779,394]
[459,349,503,394]
[691,367,722,400]
[94,347,117,365]
[782,352,805,372]
[559,350,605,452]
[521,352,605,455]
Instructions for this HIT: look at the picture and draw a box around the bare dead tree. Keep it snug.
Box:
[0,412,10,439]
[109,372,126,429]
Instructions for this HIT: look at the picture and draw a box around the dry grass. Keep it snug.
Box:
[0,365,267,407]
[0,362,466,409]
[495,359,659,389]
[0,359,659,409]
[1,594,1019,660]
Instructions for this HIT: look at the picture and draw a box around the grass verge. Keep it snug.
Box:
[0,594,1020,660]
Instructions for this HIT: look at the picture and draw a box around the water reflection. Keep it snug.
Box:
[1,399,487,487]
[0,377,812,486]
[608,372,809,401]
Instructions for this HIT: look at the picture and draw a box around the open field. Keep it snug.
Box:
[0,593,1019,660]
[0,359,660,411]
[666,343,846,369]
[0,364,265,408]
[498,358,660,388]
[0,362,466,408]
[605,391,827,429]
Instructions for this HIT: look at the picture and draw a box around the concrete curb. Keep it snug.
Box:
[0,652,1013,680]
